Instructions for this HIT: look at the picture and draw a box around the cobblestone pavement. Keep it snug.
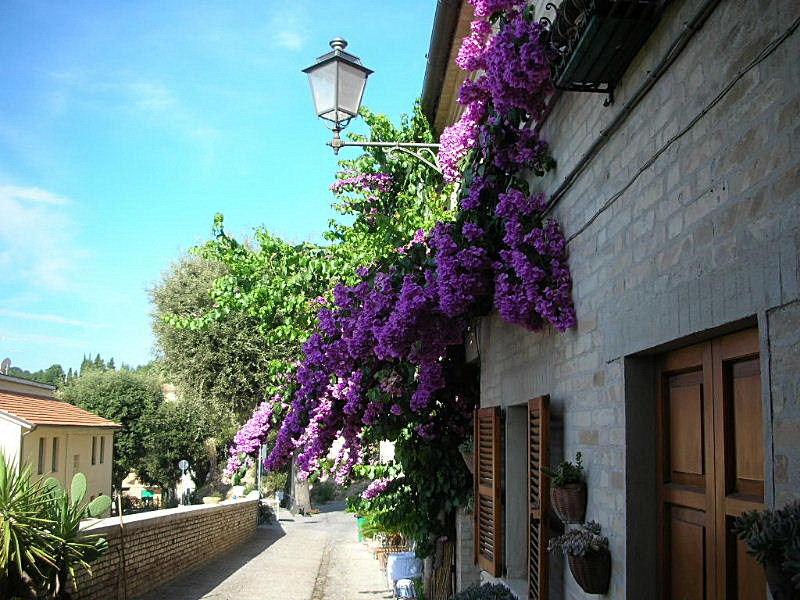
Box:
[145,502,393,600]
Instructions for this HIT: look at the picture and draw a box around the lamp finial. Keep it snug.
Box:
[330,38,348,51]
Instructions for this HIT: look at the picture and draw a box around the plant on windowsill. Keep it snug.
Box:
[731,501,800,600]
[542,452,586,523]
[548,521,610,595]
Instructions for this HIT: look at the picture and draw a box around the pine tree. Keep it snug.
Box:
[80,355,92,376]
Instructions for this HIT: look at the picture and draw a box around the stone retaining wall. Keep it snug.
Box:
[73,499,259,599]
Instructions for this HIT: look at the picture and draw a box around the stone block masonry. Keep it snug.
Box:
[466,0,800,597]
[72,499,259,600]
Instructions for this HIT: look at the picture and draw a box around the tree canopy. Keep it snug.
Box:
[59,369,163,485]
[151,255,276,420]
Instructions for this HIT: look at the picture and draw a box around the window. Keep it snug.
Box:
[527,396,550,600]
[91,436,97,465]
[51,438,59,472]
[100,436,105,464]
[474,406,503,576]
[72,454,80,473]
[37,438,45,475]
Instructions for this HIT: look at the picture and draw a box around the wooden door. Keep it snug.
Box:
[658,329,766,600]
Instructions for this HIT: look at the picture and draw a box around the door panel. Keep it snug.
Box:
[730,532,767,600]
[659,328,766,599]
[668,506,707,600]
[727,358,764,499]
[659,344,715,600]
[667,371,705,487]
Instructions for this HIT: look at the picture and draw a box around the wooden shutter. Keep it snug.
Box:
[474,406,503,576]
[528,395,549,600]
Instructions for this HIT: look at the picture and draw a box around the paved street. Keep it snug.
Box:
[144,502,393,600]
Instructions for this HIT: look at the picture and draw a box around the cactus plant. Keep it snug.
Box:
[38,473,110,599]
[0,456,56,599]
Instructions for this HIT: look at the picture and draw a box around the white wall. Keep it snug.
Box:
[0,418,23,469]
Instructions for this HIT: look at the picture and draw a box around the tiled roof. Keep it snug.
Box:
[0,391,121,429]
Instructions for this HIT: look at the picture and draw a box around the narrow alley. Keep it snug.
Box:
[146,503,394,600]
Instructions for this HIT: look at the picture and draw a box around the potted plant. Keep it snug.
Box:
[202,492,224,505]
[542,452,586,523]
[549,521,610,595]
[731,501,800,600]
[451,582,517,599]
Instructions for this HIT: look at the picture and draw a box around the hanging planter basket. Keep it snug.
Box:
[551,482,587,523]
[568,549,611,595]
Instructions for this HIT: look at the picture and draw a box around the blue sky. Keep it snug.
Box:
[0,1,438,372]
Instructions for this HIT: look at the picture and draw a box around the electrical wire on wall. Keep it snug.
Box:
[563,14,800,245]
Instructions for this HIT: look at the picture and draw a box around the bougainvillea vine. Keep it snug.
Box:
[225,0,577,555]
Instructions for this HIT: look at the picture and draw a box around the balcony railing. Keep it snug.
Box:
[543,0,669,105]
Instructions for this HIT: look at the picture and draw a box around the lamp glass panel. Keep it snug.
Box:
[307,61,337,119]
[337,62,368,117]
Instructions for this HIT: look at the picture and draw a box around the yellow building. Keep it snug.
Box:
[0,374,121,498]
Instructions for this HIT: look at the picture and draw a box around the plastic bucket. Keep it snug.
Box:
[357,516,367,542]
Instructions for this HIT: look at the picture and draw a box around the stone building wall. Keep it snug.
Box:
[73,499,259,599]
[473,0,800,597]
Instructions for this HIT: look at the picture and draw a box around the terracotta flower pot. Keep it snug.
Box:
[551,482,587,523]
[568,549,611,595]
[765,563,799,600]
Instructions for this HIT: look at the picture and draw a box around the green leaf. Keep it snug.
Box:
[70,472,87,505]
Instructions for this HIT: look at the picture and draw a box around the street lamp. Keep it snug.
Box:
[303,38,441,171]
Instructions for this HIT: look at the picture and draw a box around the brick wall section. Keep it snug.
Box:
[72,499,259,600]
[470,0,800,598]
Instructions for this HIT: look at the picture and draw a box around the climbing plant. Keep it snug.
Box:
[223,0,577,556]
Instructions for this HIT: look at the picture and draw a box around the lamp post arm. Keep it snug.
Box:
[328,137,442,172]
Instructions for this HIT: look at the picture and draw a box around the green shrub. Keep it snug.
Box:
[310,480,336,505]
[450,583,517,600]
[731,501,800,590]
[261,471,288,497]
[542,452,584,487]
[0,453,109,599]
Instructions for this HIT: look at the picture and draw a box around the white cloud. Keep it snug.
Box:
[0,184,87,290]
[0,184,70,205]
[126,82,180,113]
[0,330,89,350]
[0,308,105,329]
[275,30,305,51]
[268,4,308,51]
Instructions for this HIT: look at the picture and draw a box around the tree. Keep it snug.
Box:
[7,364,66,388]
[137,398,232,489]
[59,370,163,485]
[165,105,450,405]
[150,255,276,420]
